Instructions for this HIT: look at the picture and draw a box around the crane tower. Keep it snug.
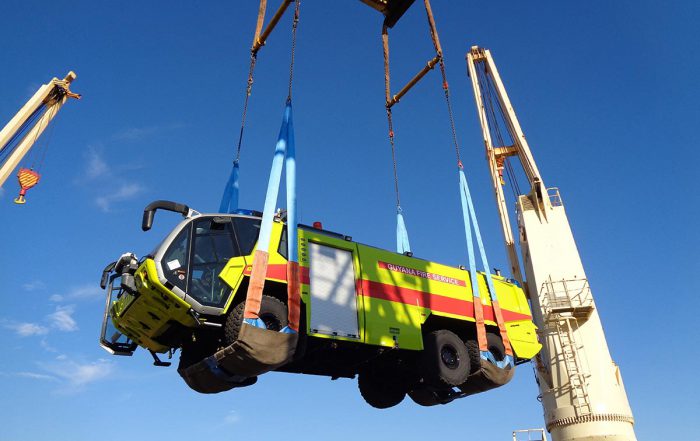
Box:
[465,47,636,441]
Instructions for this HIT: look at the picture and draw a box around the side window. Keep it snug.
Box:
[162,225,191,292]
[189,218,237,307]
[232,217,262,255]
[278,226,288,259]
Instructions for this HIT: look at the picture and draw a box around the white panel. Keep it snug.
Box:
[308,242,360,338]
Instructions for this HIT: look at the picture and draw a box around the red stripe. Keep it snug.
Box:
[243,264,530,322]
[243,264,310,284]
[359,280,532,322]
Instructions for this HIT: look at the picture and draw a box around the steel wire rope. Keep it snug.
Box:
[488,77,523,198]
[234,54,258,164]
[435,53,462,166]
[286,0,300,103]
[27,90,62,170]
[382,25,404,210]
[0,103,47,164]
[33,102,60,171]
[479,63,522,199]
[385,109,402,208]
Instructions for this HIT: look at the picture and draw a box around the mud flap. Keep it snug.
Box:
[458,361,515,396]
[178,323,298,394]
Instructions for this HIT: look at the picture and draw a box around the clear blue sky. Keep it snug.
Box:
[1,1,698,440]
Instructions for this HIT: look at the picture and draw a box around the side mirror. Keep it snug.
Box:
[142,200,190,231]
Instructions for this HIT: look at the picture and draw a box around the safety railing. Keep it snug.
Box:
[540,278,594,319]
[512,428,547,441]
[547,187,563,207]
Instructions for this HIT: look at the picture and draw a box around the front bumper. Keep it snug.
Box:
[100,254,197,354]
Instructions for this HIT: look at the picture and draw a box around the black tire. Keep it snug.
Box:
[486,331,506,364]
[407,387,442,407]
[224,294,288,345]
[465,339,481,374]
[178,335,219,371]
[358,364,406,409]
[421,329,470,387]
[464,333,508,371]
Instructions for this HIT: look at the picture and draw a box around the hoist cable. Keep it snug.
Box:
[0,102,47,164]
[235,54,258,163]
[381,26,403,209]
[477,63,523,198]
[386,109,402,208]
[287,0,300,102]
[28,91,61,170]
[482,68,520,191]
[34,103,59,172]
[381,25,410,253]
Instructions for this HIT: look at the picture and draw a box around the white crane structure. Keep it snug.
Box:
[0,72,80,191]
[465,47,636,441]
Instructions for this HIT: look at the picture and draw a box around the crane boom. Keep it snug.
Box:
[0,71,80,189]
[466,47,636,441]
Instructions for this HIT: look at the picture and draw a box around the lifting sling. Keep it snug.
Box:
[220,0,297,214]
[179,0,302,394]
[380,0,516,395]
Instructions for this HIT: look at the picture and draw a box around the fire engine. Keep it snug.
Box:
[100,200,541,408]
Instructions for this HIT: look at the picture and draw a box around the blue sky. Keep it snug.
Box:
[1,1,698,440]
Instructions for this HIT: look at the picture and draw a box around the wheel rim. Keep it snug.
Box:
[440,344,460,370]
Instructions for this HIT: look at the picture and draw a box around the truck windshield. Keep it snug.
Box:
[162,225,191,292]
[187,216,261,307]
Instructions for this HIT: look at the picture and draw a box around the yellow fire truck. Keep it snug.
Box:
[100,201,541,408]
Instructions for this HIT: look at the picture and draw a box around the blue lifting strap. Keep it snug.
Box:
[256,101,291,252]
[396,206,411,254]
[458,164,514,369]
[281,98,298,335]
[219,159,240,213]
[244,99,299,334]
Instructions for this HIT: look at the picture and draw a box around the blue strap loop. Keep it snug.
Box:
[396,207,411,254]
[219,159,240,213]
[459,165,514,369]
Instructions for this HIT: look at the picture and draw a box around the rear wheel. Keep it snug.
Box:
[358,363,407,409]
[421,329,470,387]
[224,294,288,345]
[408,387,442,407]
[486,331,506,363]
[465,339,481,374]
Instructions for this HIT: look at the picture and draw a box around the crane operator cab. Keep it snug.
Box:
[99,201,266,364]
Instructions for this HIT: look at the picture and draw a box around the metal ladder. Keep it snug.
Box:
[555,315,591,416]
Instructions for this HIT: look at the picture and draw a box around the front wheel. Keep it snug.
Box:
[224,294,288,345]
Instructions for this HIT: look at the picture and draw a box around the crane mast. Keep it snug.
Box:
[466,47,636,441]
[0,71,80,189]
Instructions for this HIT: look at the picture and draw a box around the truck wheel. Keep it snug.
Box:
[486,331,506,364]
[408,387,442,407]
[465,339,481,374]
[358,364,406,409]
[465,333,507,370]
[224,294,288,345]
[422,329,470,387]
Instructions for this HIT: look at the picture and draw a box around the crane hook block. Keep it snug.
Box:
[14,168,41,204]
